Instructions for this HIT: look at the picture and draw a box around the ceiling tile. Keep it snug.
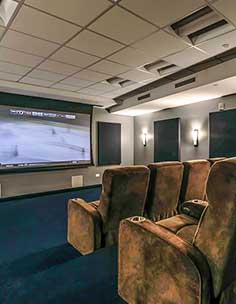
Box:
[87,82,113,92]
[51,47,99,68]
[212,0,236,26]
[67,30,124,57]
[60,77,94,88]
[20,77,54,87]
[0,71,21,81]
[74,69,109,82]
[0,47,43,67]
[27,69,66,82]
[89,60,130,75]
[89,6,157,44]
[164,47,209,68]
[38,60,80,76]
[132,30,188,58]
[11,5,80,44]
[0,30,59,57]
[101,90,120,98]
[0,27,5,37]
[51,83,80,92]
[121,0,205,27]
[197,30,236,56]
[25,0,111,26]
[0,61,31,75]
[101,82,144,97]
[119,69,155,82]
[108,47,155,67]
[78,87,100,96]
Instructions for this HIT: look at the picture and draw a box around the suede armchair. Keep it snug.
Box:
[145,161,184,221]
[118,158,236,304]
[68,166,149,255]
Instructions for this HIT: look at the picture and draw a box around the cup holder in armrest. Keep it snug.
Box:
[130,216,146,223]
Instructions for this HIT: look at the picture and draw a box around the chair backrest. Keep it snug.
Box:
[194,158,236,298]
[146,162,184,221]
[97,166,149,244]
[208,157,226,166]
[180,160,210,202]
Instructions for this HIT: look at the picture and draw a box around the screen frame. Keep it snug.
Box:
[0,92,94,174]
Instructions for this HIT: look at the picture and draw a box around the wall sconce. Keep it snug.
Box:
[141,129,148,147]
[192,129,199,147]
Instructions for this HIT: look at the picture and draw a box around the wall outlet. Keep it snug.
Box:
[96,173,101,178]
[71,175,83,188]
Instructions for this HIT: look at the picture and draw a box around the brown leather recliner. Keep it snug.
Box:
[145,162,184,222]
[118,158,236,304]
[68,166,149,255]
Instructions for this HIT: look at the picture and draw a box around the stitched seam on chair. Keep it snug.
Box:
[176,223,198,235]
[192,203,209,245]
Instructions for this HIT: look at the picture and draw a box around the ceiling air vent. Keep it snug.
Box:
[170,6,234,45]
[175,77,196,88]
[143,60,180,76]
[137,93,151,101]
[104,76,136,88]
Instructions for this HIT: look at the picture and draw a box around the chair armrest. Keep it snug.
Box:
[181,200,208,219]
[68,198,102,255]
[118,218,211,304]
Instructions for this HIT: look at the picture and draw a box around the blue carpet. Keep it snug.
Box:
[0,243,81,286]
[0,245,125,304]
[0,185,101,264]
[0,186,124,303]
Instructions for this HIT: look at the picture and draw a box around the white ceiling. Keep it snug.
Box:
[0,0,234,108]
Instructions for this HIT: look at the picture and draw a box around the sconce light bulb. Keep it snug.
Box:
[192,129,199,147]
[142,131,148,147]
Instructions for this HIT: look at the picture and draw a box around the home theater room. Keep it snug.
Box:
[0,0,236,303]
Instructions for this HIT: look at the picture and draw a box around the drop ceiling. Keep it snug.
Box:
[0,0,235,108]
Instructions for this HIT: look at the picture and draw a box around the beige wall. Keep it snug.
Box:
[0,107,134,197]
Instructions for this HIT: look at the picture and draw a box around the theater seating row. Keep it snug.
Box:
[67,157,223,255]
[118,157,236,304]
[68,157,236,303]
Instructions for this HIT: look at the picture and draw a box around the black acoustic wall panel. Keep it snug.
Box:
[210,109,236,157]
[154,118,180,162]
[97,122,121,166]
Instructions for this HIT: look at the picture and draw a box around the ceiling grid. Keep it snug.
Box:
[0,0,234,107]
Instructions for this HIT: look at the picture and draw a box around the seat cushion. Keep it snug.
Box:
[157,214,198,234]
[176,224,198,243]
